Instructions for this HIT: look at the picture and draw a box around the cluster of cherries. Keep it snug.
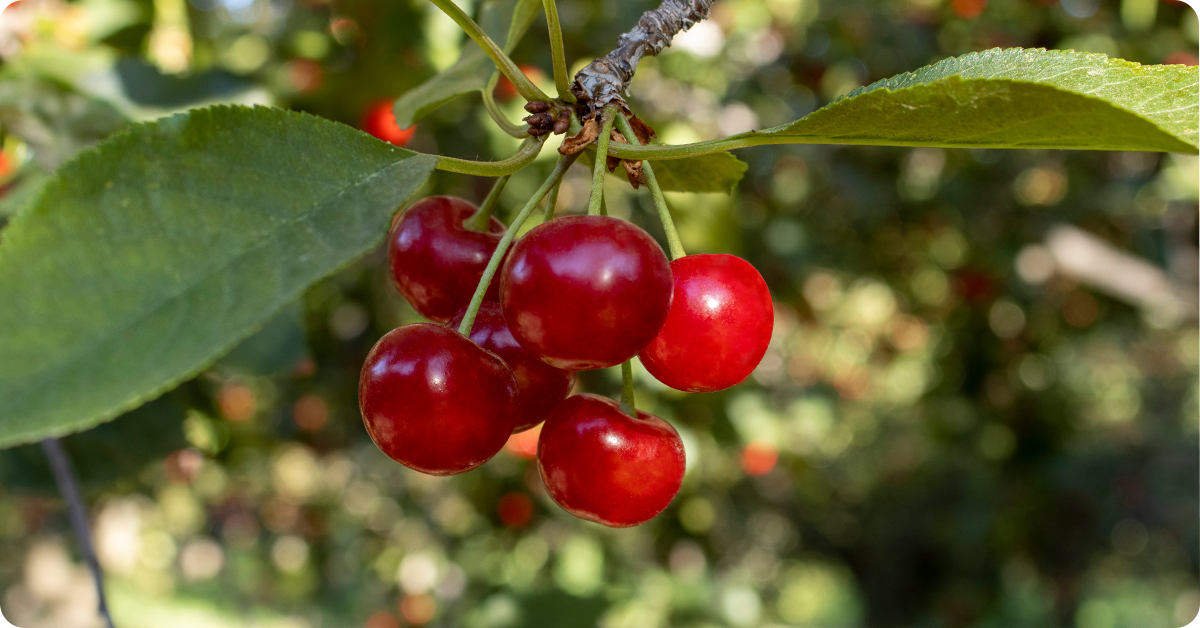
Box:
[359,195,774,527]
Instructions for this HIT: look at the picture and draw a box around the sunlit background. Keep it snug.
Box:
[0,0,1197,626]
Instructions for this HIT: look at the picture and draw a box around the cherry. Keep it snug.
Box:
[639,254,773,392]
[449,302,575,433]
[358,323,518,475]
[537,394,685,527]
[389,196,506,323]
[362,99,416,146]
[500,215,673,370]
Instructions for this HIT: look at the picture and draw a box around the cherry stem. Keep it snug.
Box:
[619,360,636,417]
[614,114,686,260]
[544,179,562,222]
[483,73,531,138]
[541,0,575,102]
[41,438,116,628]
[436,135,544,176]
[464,174,510,232]
[587,106,618,216]
[427,0,550,103]
[458,153,580,336]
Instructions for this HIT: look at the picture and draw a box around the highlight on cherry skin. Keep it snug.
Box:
[449,302,575,433]
[640,254,774,392]
[358,323,519,476]
[388,196,506,323]
[536,394,686,528]
[499,215,673,371]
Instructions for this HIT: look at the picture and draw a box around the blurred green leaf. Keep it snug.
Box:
[0,75,129,170]
[114,58,255,109]
[516,591,607,628]
[393,51,496,129]
[0,105,437,448]
[765,48,1198,152]
[0,167,50,218]
[650,152,748,194]
[393,0,542,128]
[0,394,186,493]
[216,300,309,377]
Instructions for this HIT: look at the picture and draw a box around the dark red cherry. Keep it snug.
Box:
[358,323,519,475]
[449,302,575,433]
[639,254,773,392]
[500,215,672,370]
[388,196,505,323]
[537,394,685,527]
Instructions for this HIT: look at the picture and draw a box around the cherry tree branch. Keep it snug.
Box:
[571,0,715,115]
[41,438,116,628]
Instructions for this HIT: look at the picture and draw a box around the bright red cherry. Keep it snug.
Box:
[389,196,506,323]
[449,302,575,433]
[537,394,685,527]
[500,215,673,370]
[362,99,416,146]
[359,323,519,475]
[639,254,773,392]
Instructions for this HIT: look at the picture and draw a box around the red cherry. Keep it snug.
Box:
[500,215,673,370]
[388,196,506,323]
[359,323,519,475]
[362,99,416,146]
[639,254,773,392]
[450,302,574,433]
[537,394,685,527]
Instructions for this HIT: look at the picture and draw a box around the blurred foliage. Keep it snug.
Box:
[0,0,1197,626]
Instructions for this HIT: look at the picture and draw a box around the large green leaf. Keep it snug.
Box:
[393,0,542,128]
[0,105,437,448]
[649,152,747,194]
[762,48,1197,152]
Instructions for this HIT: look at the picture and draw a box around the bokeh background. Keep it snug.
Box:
[0,0,1198,626]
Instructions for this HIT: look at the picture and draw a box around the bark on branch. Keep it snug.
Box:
[571,0,715,116]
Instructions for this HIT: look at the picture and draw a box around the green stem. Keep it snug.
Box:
[465,174,510,231]
[458,153,580,336]
[619,361,636,417]
[544,179,562,221]
[483,72,531,138]
[604,119,1130,160]
[587,107,618,216]
[615,115,685,260]
[541,0,575,103]
[604,131,792,160]
[428,0,550,103]
[436,136,544,176]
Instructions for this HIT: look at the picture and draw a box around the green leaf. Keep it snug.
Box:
[0,105,437,448]
[0,395,187,493]
[216,300,310,377]
[764,48,1197,152]
[393,0,542,128]
[649,152,748,194]
[0,167,51,218]
[393,50,496,129]
[0,75,130,170]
